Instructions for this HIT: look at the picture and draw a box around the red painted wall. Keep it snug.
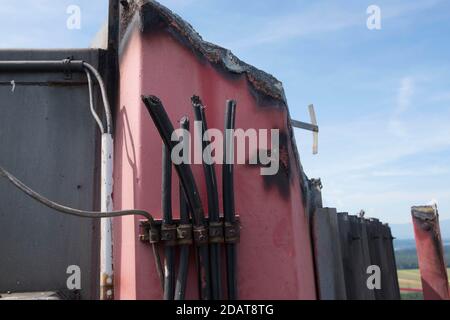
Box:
[412,207,450,300]
[113,25,317,300]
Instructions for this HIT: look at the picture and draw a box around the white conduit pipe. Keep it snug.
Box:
[83,62,115,300]
[0,59,117,300]
[100,133,114,300]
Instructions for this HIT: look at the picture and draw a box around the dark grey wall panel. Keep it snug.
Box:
[312,208,347,300]
[367,219,384,299]
[337,212,354,299]
[347,215,376,300]
[382,224,401,300]
[0,50,102,299]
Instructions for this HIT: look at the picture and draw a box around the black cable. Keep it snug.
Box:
[0,165,152,221]
[162,144,175,300]
[0,164,165,288]
[141,95,211,300]
[175,117,191,300]
[152,242,165,291]
[192,96,222,300]
[223,100,238,300]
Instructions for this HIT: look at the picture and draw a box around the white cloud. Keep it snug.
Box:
[0,0,108,49]
[299,112,450,179]
[396,77,414,113]
[297,100,450,224]
[371,166,450,177]
[430,91,450,102]
[388,118,408,138]
[228,0,443,49]
[159,0,201,10]
[388,77,414,137]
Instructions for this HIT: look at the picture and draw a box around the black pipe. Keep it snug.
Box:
[0,60,85,72]
[191,96,222,300]
[175,117,191,300]
[141,95,211,300]
[162,144,175,300]
[223,100,238,300]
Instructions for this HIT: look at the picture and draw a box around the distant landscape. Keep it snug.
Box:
[397,269,450,300]
[394,240,450,269]
[390,219,450,269]
[390,219,450,240]
[395,240,450,299]
[390,221,450,299]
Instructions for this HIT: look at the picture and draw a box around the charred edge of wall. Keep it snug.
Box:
[412,206,447,263]
[121,0,287,106]
[120,0,309,206]
[244,131,293,201]
[411,206,437,222]
[411,206,439,233]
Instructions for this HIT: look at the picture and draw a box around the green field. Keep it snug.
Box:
[398,269,450,300]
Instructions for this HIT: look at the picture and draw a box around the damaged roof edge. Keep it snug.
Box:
[120,0,287,106]
[411,206,438,221]
[120,1,309,202]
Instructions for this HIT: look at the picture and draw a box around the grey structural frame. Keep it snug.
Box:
[0,60,112,134]
[0,59,158,300]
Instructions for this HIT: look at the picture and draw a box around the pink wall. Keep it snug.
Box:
[113,25,317,300]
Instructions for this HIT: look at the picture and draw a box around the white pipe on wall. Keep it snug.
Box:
[100,133,114,300]
[0,59,118,300]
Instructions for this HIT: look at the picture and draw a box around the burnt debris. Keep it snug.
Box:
[121,0,287,106]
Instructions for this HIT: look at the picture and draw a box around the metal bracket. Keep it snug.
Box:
[62,57,74,80]
[161,224,177,246]
[177,224,193,245]
[291,104,319,154]
[148,225,160,244]
[193,226,209,246]
[139,216,241,246]
[209,222,224,244]
[224,221,241,244]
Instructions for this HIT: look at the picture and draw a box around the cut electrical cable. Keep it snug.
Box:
[0,164,165,287]
[0,165,153,221]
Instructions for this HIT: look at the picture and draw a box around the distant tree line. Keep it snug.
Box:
[395,245,450,269]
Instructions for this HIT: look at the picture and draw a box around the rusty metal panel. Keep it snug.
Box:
[358,218,372,267]
[0,49,102,299]
[382,223,401,299]
[366,219,384,299]
[366,219,401,300]
[412,206,450,300]
[337,214,400,300]
[367,219,392,300]
[312,208,347,300]
[347,215,376,300]
[357,217,376,300]
[337,213,376,300]
[337,213,356,299]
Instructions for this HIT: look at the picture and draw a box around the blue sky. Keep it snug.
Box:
[1,0,449,224]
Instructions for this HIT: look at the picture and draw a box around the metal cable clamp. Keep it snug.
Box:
[224,221,241,244]
[177,224,193,245]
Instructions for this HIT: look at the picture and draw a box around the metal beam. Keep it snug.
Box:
[0,60,84,72]
[291,119,319,132]
[291,104,319,154]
